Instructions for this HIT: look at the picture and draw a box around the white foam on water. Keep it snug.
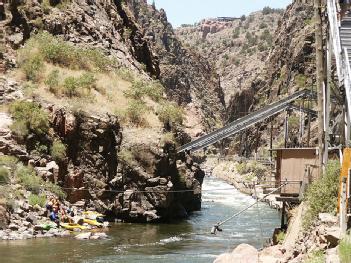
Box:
[201,177,255,207]
[159,236,183,244]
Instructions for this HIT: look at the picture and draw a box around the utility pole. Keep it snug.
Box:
[315,0,325,176]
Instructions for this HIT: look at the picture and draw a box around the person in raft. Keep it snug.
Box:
[49,207,60,227]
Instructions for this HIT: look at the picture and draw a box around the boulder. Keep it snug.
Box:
[0,205,9,229]
[75,232,92,240]
[60,230,71,237]
[143,210,159,222]
[324,227,341,248]
[26,212,38,225]
[8,223,19,231]
[90,232,108,240]
[319,213,338,225]
[214,244,259,263]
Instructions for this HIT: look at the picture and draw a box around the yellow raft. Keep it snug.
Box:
[83,218,103,227]
[60,223,87,231]
[82,211,105,218]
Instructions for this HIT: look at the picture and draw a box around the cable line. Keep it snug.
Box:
[211,182,288,234]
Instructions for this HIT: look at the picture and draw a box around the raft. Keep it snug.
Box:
[39,223,56,231]
[83,218,103,227]
[82,211,105,218]
[60,223,87,231]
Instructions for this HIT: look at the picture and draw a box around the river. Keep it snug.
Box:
[0,176,280,263]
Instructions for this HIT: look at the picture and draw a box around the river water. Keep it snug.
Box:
[0,176,280,263]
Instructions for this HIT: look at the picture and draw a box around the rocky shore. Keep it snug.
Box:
[0,196,109,241]
[214,208,342,263]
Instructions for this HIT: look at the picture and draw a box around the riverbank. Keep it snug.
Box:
[0,191,110,241]
[0,177,281,263]
[214,205,342,263]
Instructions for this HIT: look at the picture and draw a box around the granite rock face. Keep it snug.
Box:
[50,108,204,222]
[127,0,225,131]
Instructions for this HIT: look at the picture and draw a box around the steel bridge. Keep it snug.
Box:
[178,89,316,153]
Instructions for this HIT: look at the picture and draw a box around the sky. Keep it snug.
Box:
[147,0,292,27]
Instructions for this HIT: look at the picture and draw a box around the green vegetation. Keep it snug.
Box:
[16,164,66,198]
[295,74,307,88]
[9,101,49,138]
[260,29,273,46]
[262,6,284,15]
[125,100,149,126]
[62,73,96,97]
[235,161,267,181]
[22,55,44,81]
[34,142,49,155]
[233,27,240,38]
[288,115,300,130]
[157,103,184,126]
[44,69,60,93]
[18,32,116,74]
[0,155,19,171]
[305,250,325,263]
[161,132,176,145]
[305,18,314,26]
[0,167,10,184]
[118,148,135,167]
[303,160,340,229]
[45,181,67,199]
[16,165,43,194]
[51,140,67,162]
[339,233,351,263]
[245,32,258,46]
[124,80,165,102]
[28,193,46,207]
[276,231,286,245]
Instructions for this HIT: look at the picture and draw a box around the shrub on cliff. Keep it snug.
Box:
[45,69,60,94]
[21,55,44,81]
[16,165,42,194]
[144,81,165,102]
[125,100,148,126]
[0,167,10,184]
[124,80,165,102]
[62,73,96,97]
[18,32,116,73]
[305,250,325,263]
[45,182,67,199]
[28,194,46,207]
[303,160,340,229]
[339,233,351,263]
[235,161,267,181]
[0,155,18,172]
[16,164,66,198]
[9,101,49,138]
[51,140,67,162]
[157,103,184,126]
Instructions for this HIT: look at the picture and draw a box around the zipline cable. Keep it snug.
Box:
[211,182,288,235]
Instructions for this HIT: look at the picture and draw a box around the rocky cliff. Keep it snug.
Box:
[126,0,225,133]
[0,0,212,225]
[176,9,283,106]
